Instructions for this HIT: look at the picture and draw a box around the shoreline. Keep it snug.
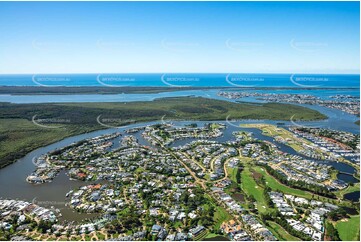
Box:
[0,86,359,96]
[0,119,358,228]
[0,116,325,171]
[1,95,358,173]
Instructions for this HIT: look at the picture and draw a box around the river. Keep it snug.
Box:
[0,119,358,222]
[0,88,359,221]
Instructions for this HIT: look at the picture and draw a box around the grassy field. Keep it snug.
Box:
[0,97,326,168]
[213,206,232,231]
[336,215,360,241]
[267,221,301,241]
[254,166,355,207]
[228,167,238,183]
[253,166,312,198]
[202,233,229,241]
[241,166,268,213]
[240,123,313,152]
[203,233,219,239]
[334,183,360,198]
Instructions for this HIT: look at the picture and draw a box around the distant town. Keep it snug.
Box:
[218,91,360,116]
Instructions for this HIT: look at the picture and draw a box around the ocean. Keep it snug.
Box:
[0,73,359,88]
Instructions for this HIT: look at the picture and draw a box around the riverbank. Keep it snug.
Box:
[1,86,359,95]
[0,97,326,169]
[0,119,358,223]
[0,86,224,95]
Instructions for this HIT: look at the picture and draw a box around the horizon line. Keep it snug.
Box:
[0,72,360,75]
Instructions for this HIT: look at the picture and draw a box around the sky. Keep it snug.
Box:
[0,1,359,74]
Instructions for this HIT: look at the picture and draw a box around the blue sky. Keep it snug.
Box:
[0,1,359,74]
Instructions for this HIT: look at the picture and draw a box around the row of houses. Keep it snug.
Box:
[0,199,58,232]
[292,127,360,165]
[241,214,277,241]
[269,192,339,241]
[220,220,251,241]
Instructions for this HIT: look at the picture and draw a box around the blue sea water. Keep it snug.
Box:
[0,73,359,87]
[0,88,359,104]
[0,73,359,134]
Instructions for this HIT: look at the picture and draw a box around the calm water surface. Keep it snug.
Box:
[0,120,358,222]
[0,87,359,221]
[343,191,360,202]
